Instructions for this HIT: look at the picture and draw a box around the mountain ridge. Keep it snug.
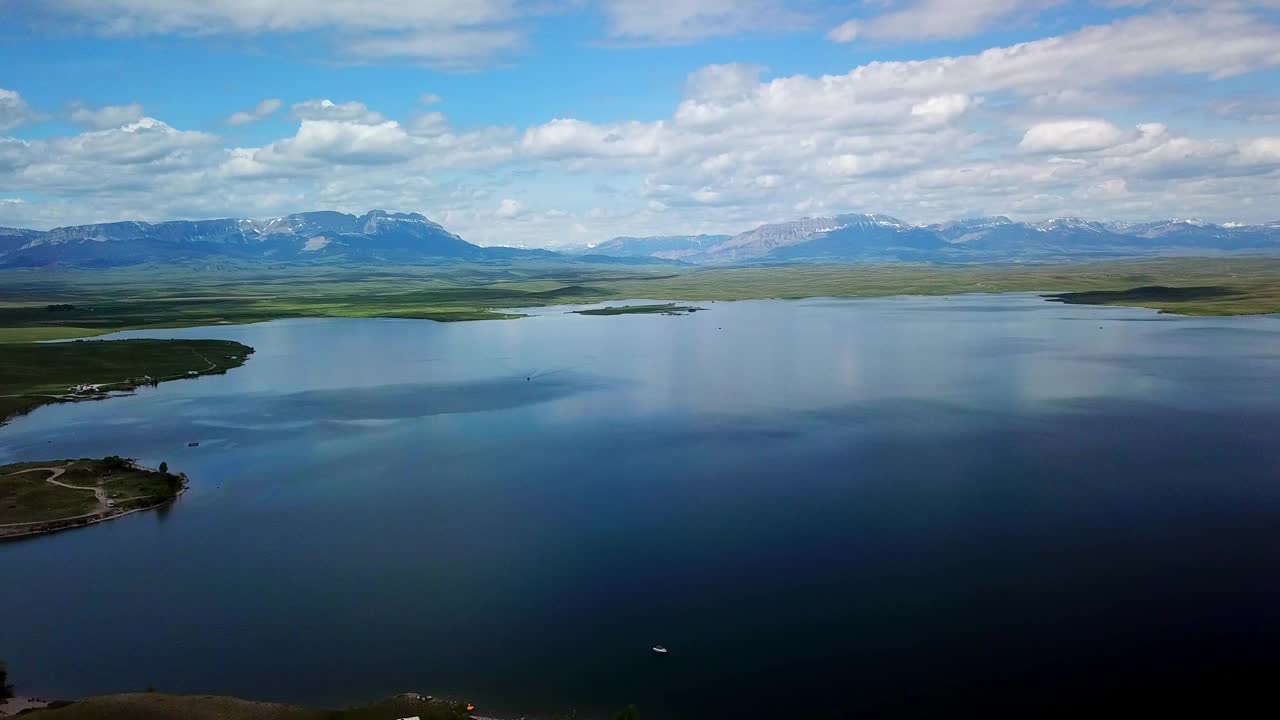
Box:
[2,210,1279,268]
[643,213,1280,264]
[0,210,551,268]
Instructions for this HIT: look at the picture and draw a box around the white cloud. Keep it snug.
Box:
[910,94,980,125]
[601,0,809,44]
[342,28,525,69]
[685,64,765,102]
[5,9,1280,241]
[293,99,386,124]
[495,198,525,218]
[827,20,860,43]
[49,118,218,166]
[419,93,443,105]
[847,0,1064,42]
[68,102,145,129]
[21,0,541,69]
[520,118,664,161]
[226,98,283,126]
[26,0,521,34]
[0,89,40,131]
[1019,119,1130,153]
[223,120,413,176]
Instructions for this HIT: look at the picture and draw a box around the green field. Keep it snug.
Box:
[0,258,1276,347]
[0,457,185,538]
[0,338,253,424]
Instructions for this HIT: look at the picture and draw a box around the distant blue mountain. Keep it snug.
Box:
[593,213,1280,264]
[3,210,1277,268]
[0,210,555,267]
[574,234,731,260]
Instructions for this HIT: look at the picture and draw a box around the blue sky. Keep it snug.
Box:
[1,1,1279,247]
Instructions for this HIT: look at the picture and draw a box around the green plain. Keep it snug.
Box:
[0,258,1276,345]
[0,339,253,424]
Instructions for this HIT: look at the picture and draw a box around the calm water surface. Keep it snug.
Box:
[3,295,1280,717]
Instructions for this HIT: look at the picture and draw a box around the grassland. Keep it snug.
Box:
[0,258,1276,346]
[0,338,253,425]
[0,457,186,540]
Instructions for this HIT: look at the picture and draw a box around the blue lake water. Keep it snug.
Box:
[3,295,1279,718]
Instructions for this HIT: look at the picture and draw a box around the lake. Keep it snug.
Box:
[3,295,1279,718]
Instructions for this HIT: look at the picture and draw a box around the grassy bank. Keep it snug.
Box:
[0,457,186,540]
[0,338,253,425]
[0,258,1275,346]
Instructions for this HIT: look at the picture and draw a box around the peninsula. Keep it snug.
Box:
[0,457,187,541]
[0,339,254,426]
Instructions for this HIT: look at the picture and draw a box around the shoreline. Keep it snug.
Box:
[0,696,50,716]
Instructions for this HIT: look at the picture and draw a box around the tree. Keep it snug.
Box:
[102,455,129,471]
[1,660,14,700]
[159,461,168,474]
[615,705,639,720]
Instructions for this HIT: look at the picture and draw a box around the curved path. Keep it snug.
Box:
[2,463,108,510]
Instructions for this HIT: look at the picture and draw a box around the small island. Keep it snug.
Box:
[0,338,254,426]
[1042,285,1244,313]
[0,457,187,541]
[574,303,706,316]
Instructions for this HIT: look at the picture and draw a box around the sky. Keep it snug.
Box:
[1,0,1279,247]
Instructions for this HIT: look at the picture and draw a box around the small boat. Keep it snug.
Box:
[652,645,668,655]
[187,441,200,447]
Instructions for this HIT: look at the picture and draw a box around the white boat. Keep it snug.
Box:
[652,645,668,654]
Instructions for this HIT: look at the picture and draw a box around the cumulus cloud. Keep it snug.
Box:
[68,102,145,129]
[495,198,525,218]
[4,8,1280,241]
[226,98,283,126]
[685,64,765,102]
[1019,119,1130,153]
[293,99,386,124]
[223,119,413,177]
[0,89,40,131]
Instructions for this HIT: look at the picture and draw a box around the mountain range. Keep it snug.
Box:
[596,214,1280,264]
[0,210,557,268]
[1,210,1277,269]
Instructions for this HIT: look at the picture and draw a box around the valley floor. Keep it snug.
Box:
[1,258,1276,347]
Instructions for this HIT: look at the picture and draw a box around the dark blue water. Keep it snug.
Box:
[3,295,1279,718]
